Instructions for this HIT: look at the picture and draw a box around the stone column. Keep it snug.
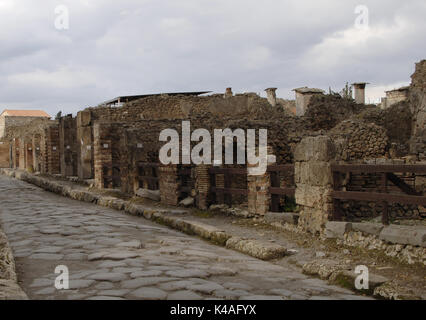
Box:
[294,136,336,234]
[159,164,180,206]
[247,147,276,216]
[195,164,210,210]
[76,111,93,179]
[46,126,60,175]
[93,123,113,189]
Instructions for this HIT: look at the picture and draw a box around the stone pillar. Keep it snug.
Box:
[18,139,26,170]
[265,88,277,107]
[93,123,113,189]
[195,164,210,210]
[0,141,10,168]
[247,147,276,216]
[294,136,335,234]
[59,115,77,177]
[159,165,180,206]
[352,82,368,104]
[77,111,93,179]
[46,126,60,174]
[32,134,41,173]
[25,140,33,171]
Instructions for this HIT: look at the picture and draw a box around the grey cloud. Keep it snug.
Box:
[0,0,425,116]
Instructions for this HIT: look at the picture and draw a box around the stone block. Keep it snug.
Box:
[136,188,161,202]
[295,184,332,209]
[296,162,332,186]
[264,212,299,225]
[352,222,384,236]
[325,221,352,239]
[294,136,336,162]
[379,225,426,247]
[298,207,331,234]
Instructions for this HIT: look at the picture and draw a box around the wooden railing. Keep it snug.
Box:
[267,165,296,212]
[138,162,159,190]
[209,167,248,206]
[331,164,426,224]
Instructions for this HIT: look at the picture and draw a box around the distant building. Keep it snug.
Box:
[381,86,410,110]
[0,109,51,138]
[292,87,324,116]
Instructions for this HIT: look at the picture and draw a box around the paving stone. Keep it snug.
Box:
[86,296,125,300]
[64,253,87,261]
[213,289,248,299]
[121,277,174,289]
[223,282,253,291]
[95,282,115,290]
[165,269,210,278]
[167,290,203,300]
[112,267,142,274]
[130,287,167,300]
[130,270,163,278]
[29,253,64,260]
[69,280,95,289]
[116,241,142,249]
[240,295,285,300]
[30,278,53,288]
[97,289,130,297]
[269,288,294,297]
[34,287,56,295]
[88,273,128,282]
[102,252,140,260]
[158,280,197,291]
[98,261,128,268]
[187,282,224,294]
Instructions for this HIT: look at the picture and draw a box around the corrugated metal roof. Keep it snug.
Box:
[100,91,212,106]
[0,109,51,118]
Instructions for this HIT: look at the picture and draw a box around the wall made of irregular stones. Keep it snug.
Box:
[329,120,389,161]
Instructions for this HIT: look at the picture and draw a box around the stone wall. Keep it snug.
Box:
[329,120,388,160]
[409,60,426,160]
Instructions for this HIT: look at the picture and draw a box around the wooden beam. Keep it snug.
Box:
[332,191,426,206]
[331,164,426,174]
[386,173,422,196]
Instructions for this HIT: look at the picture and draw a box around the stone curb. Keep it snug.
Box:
[325,220,426,248]
[0,169,287,261]
[301,259,408,299]
[0,227,28,300]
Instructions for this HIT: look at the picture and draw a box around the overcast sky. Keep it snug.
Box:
[1,0,425,116]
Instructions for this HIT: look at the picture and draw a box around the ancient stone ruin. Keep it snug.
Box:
[0,60,425,236]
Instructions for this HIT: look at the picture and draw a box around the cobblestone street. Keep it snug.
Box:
[0,175,368,300]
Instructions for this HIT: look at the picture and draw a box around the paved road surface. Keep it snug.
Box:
[0,175,369,300]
